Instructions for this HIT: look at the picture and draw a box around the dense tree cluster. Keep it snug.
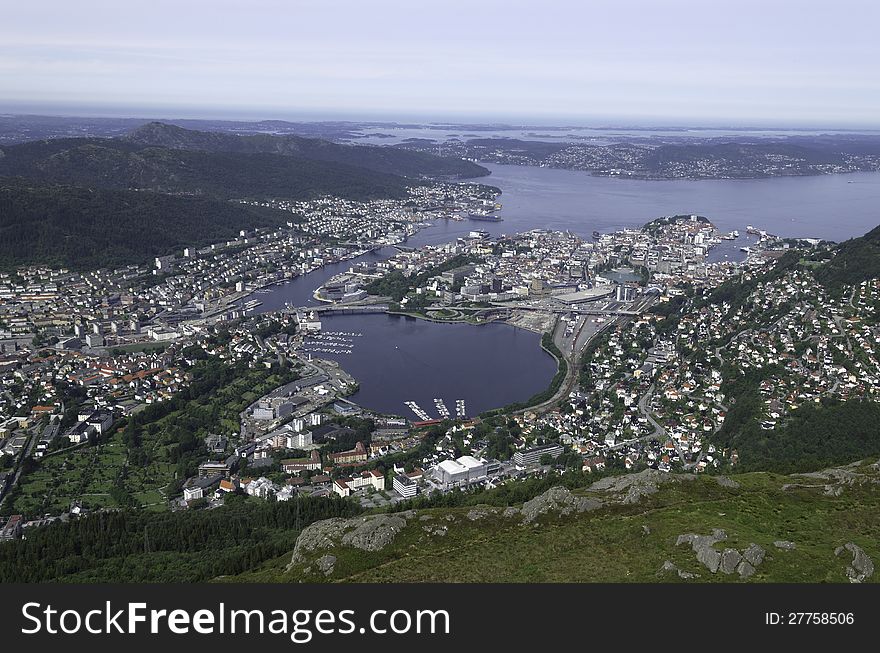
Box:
[0,137,412,200]
[0,178,294,270]
[718,398,880,474]
[815,224,880,294]
[0,494,361,582]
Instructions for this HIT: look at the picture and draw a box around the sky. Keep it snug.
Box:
[1,0,879,126]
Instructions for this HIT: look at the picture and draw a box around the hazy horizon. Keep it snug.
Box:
[5,100,880,132]
[2,0,879,128]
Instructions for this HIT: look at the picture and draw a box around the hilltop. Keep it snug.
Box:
[125,122,489,179]
[229,462,880,583]
[0,136,411,201]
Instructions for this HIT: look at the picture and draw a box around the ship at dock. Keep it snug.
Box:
[467,212,502,222]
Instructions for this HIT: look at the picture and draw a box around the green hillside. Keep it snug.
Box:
[230,462,880,584]
[815,223,880,293]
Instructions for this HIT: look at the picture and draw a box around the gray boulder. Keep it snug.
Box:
[520,486,602,523]
[773,540,796,550]
[743,543,765,567]
[422,524,448,537]
[316,554,336,576]
[737,560,756,579]
[697,546,722,573]
[661,560,696,580]
[836,542,874,583]
[720,548,743,574]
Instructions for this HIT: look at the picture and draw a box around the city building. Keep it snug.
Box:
[183,486,204,501]
[513,443,564,467]
[198,461,232,478]
[333,470,386,497]
[328,441,368,464]
[282,449,322,474]
[393,473,419,498]
[432,455,487,488]
[616,284,637,302]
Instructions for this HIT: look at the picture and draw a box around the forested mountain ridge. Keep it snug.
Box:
[0,177,294,270]
[0,137,412,200]
[124,122,489,179]
[0,123,488,269]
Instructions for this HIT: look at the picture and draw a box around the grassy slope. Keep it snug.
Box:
[230,464,880,583]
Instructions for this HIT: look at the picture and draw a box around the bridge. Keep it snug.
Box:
[290,304,390,315]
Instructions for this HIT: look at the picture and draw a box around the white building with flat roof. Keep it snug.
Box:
[432,455,487,488]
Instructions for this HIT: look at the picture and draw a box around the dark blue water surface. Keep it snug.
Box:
[305,313,556,417]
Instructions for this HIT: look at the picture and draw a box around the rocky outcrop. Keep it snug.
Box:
[288,514,409,568]
[784,460,880,496]
[589,469,695,504]
[714,476,740,489]
[340,514,408,552]
[520,486,602,523]
[677,530,727,573]
[676,530,764,579]
[835,543,874,583]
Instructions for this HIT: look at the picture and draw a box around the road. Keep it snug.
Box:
[512,315,621,416]
[0,428,38,505]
